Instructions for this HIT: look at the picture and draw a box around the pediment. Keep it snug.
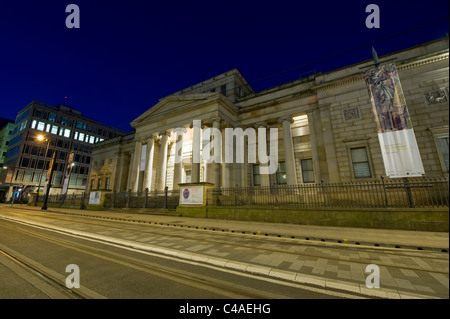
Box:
[130,93,237,128]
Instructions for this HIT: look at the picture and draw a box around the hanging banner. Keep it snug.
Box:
[43,152,56,195]
[364,63,424,178]
[62,152,74,195]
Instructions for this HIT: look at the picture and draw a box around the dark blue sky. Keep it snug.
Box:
[1,0,448,131]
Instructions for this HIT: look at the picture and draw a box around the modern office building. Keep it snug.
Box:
[1,101,128,201]
[0,118,14,201]
[90,37,449,196]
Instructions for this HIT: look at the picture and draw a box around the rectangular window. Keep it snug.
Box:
[97,178,102,189]
[90,179,95,190]
[48,113,56,122]
[51,125,59,135]
[21,157,30,168]
[31,120,37,129]
[221,84,227,96]
[45,124,51,133]
[64,129,71,138]
[89,136,95,144]
[301,159,315,183]
[351,147,372,178]
[438,136,449,172]
[252,165,260,186]
[105,177,110,190]
[276,162,287,184]
[79,132,85,142]
[37,122,45,131]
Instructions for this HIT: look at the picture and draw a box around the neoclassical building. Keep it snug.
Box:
[89,37,449,194]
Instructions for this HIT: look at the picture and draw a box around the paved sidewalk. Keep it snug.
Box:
[8,204,449,251]
[2,204,449,299]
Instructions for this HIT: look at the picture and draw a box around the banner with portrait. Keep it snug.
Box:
[365,63,424,178]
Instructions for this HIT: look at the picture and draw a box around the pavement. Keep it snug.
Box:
[2,204,449,299]
[10,204,448,251]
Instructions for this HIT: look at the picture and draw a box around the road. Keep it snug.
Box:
[0,205,448,302]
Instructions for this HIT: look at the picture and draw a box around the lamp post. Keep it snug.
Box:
[34,134,56,211]
[41,150,56,211]
[34,135,51,206]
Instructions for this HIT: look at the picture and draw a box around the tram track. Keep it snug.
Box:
[0,221,307,299]
[1,209,448,276]
[0,244,92,299]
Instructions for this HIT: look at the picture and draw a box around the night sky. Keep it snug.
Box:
[0,0,448,131]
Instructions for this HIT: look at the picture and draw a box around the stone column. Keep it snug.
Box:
[130,139,143,193]
[172,127,186,190]
[307,110,321,184]
[254,121,270,186]
[221,123,232,189]
[156,131,170,191]
[142,136,155,191]
[212,117,222,190]
[126,150,134,191]
[190,121,201,183]
[279,116,298,185]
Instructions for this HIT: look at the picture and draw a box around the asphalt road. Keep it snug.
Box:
[0,207,357,301]
[0,206,447,304]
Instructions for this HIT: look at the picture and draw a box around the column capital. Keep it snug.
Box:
[278,116,294,124]
[254,121,268,129]
[158,130,170,137]
[189,121,205,129]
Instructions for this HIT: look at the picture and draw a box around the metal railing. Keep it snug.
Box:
[35,192,89,209]
[103,188,179,209]
[206,177,449,208]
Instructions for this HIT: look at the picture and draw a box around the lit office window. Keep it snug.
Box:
[37,121,45,131]
[64,129,71,138]
[89,136,94,144]
[31,120,37,129]
[79,133,85,142]
[46,124,51,133]
[51,125,58,135]
[351,147,372,178]
[74,131,79,140]
[59,128,64,136]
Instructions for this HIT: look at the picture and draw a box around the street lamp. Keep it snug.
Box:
[34,134,51,206]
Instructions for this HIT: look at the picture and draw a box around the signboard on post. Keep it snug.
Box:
[89,191,101,205]
[364,63,424,178]
[179,186,204,205]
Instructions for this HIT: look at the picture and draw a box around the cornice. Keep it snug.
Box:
[312,51,449,92]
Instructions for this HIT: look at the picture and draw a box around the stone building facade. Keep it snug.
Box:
[89,37,449,194]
